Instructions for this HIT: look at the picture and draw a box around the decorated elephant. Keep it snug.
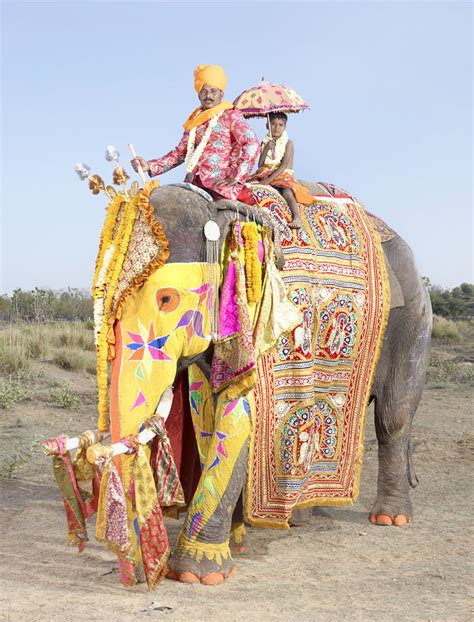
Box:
[54,178,431,588]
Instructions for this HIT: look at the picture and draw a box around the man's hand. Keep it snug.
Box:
[131,157,151,173]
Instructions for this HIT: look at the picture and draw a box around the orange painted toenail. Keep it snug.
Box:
[227,565,237,578]
[394,515,408,526]
[201,572,225,586]
[369,514,377,524]
[179,571,200,584]
[166,566,179,581]
[376,514,393,526]
[232,545,246,554]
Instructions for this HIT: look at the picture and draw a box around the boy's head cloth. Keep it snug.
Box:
[194,65,227,93]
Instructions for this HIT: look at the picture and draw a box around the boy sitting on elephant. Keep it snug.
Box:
[249,112,314,228]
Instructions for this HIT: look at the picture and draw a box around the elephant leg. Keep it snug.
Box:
[230,491,247,553]
[371,399,416,526]
[370,285,432,526]
[168,392,252,584]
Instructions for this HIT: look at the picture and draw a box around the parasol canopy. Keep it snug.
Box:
[233,81,310,118]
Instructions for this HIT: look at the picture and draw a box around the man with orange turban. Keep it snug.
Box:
[131,65,260,204]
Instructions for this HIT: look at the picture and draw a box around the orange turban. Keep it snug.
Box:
[194,64,227,93]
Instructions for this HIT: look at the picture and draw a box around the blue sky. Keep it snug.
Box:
[1,0,472,293]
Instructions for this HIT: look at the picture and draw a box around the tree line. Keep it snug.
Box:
[0,282,472,323]
[0,288,93,323]
[423,280,474,320]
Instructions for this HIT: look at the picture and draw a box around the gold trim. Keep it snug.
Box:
[176,534,232,566]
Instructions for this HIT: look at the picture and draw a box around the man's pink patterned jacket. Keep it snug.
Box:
[148,108,260,200]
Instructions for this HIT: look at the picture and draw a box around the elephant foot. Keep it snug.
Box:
[370,494,413,526]
[168,537,237,584]
[231,544,246,554]
[230,522,247,554]
[369,513,411,526]
[290,507,312,526]
[166,563,237,585]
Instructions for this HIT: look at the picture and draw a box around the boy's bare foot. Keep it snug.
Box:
[289,219,302,229]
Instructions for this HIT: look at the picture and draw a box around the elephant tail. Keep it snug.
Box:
[407,437,419,488]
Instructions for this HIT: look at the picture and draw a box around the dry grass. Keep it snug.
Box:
[0,342,31,375]
[427,318,474,387]
[431,315,471,343]
[49,347,96,373]
[0,322,96,375]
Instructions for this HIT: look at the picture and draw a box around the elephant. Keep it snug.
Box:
[108,182,432,586]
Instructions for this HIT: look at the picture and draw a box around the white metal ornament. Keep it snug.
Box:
[204,220,221,241]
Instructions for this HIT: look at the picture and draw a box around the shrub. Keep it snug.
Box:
[452,363,474,386]
[431,315,462,343]
[0,376,30,409]
[50,347,92,372]
[427,356,455,384]
[86,361,97,376]
[0,324,46,371]
[50,383,81,409]
[0,342,31,375]
[52,323,95,351]
[0,435,44,479]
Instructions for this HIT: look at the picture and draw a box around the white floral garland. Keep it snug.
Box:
[262,130,289,166]
[185,111,224,173]
[93,243,115,345]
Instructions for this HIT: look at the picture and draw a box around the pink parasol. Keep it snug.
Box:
[233,80,309,118]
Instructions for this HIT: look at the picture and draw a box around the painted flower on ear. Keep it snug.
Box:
[174,310,205,341]
[189,283,213,311]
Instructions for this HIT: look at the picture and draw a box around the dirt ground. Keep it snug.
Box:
[0,354,473,621]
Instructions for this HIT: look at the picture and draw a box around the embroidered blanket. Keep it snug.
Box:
[244,183,390,527]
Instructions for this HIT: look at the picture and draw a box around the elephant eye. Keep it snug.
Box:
[155,287,181,313]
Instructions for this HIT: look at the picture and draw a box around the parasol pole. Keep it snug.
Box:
[267,113,273,139]
[261,76,273,139]
[128,143,147,186]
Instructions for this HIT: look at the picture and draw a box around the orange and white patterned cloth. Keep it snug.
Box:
[244,184,390,527]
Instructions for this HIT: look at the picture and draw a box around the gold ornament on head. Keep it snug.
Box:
[88,174,106,195]
[75,143,134,201]
[105,145,130,198]
[112,165,130,187]
[75,162,109,198]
